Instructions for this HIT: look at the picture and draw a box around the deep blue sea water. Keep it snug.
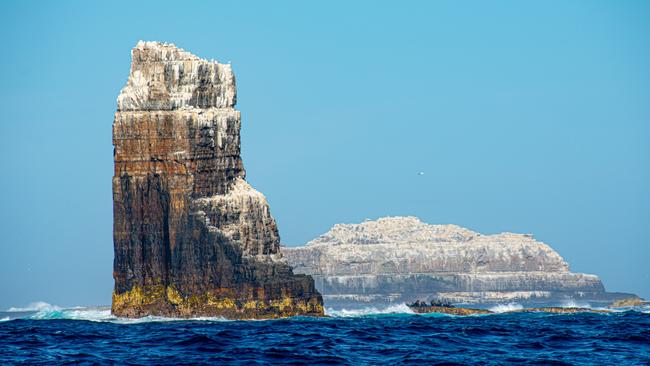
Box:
[1,304,649,365]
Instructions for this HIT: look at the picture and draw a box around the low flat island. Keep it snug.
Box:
[407,301,612,315]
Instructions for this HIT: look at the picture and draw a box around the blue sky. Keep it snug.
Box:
[0,0,648,308]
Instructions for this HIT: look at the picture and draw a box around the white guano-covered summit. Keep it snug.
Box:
[117,41,236,111]
[296,216,569,274]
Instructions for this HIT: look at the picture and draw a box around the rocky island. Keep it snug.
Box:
[111,41,323,319]
[609,297,649,308]
[284,216,635,308]
[407,303,610,316]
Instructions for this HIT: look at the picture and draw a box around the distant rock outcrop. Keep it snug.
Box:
[609,297,648,308]
[283,216,634,307]
[111,41,323,318]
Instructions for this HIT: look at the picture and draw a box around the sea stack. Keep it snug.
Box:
[111,41,323,318]
[284,216,635,307]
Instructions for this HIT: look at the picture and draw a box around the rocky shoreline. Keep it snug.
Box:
[408,304,615,316]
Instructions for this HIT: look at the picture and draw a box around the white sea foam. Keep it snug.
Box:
[26,307,231,324]
[325,303,414,317]
[559,299,591,308]
[489,303,524,313]
[113,315,230,324]
[3,301,232,323]
[29,307,115,322]
[0,317,10,322]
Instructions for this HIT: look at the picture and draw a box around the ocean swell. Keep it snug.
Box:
[3,301,649,323]
[1,306,648,365]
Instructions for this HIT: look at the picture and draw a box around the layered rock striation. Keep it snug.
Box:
[112,41,323,318]
[284,217,632,306]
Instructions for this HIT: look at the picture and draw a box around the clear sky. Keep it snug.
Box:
[0,0,648,308]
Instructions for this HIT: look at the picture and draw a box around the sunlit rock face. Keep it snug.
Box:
[283,217,632,306]
[112,41,323,319]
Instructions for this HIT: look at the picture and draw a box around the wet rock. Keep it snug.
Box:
[409,306,492,316]
[516,307,610,314]
[409,306,611,316]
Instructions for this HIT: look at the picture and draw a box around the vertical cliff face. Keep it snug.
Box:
[112,41,323,319]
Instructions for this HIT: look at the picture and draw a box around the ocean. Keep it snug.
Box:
[1,303,649,365]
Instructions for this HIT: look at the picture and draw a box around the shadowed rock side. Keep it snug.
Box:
[112,41,323,319]
[283,217,635,307]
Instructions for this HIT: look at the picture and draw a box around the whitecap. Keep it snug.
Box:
[21,306,233,324]
[188,316,230,322]
[489,303,524,313]
[559,299,592,308]
[326,303,414,317]
[42,308,115,322]
[0,317,10,322]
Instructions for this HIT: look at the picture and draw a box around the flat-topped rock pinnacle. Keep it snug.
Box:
[111,41,323,319]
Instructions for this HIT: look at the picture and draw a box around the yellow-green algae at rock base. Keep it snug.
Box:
[112,285,325,320]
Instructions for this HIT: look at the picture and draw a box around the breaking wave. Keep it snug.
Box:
[325,303,414,317]
[6,301,62,312]
[2,302,230,324]
[30,308,230,323]
[489,302,524,313]
[559,299,592,308]
[4,301,648,323]
[556,300,615,312]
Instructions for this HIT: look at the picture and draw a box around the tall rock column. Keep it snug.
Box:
[111,41,323,319]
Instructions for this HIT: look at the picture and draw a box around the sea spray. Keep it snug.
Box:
[559,299,592,309]
[6,301,61,312]
[489,303,524,313]
[3,303,649,323]
[20,306,232,324]
[325,303,414,317]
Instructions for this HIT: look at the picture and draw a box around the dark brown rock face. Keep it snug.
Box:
[111,41,323,319]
